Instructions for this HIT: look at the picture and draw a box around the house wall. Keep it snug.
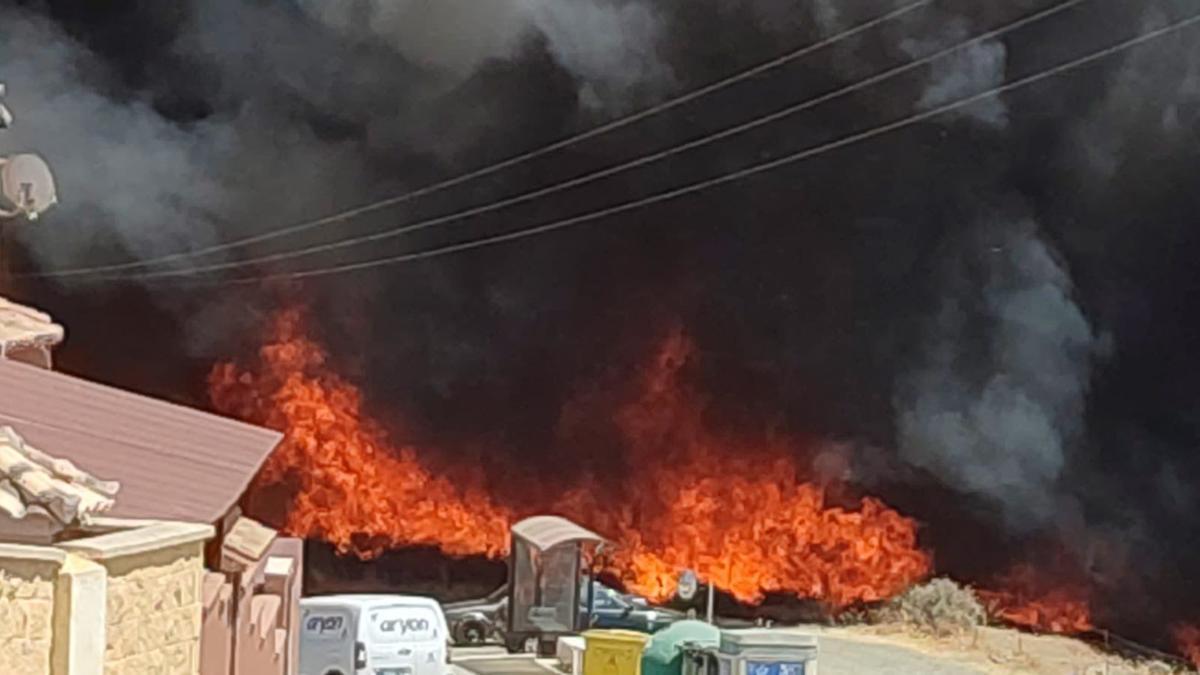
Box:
[200,572,234,675]
[234,537,302,675]
[0,546,61,675]
[201,536,303,675]
[59,521,214,675]
[101,541,205,675]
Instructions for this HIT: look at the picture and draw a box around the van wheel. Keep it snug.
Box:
[456,620,487,645]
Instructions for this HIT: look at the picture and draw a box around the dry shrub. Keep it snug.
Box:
[872,578,986,636]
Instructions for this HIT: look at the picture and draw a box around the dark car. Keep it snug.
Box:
[581,580,684,633]
[445,581,682,646]
[444,585,508,645]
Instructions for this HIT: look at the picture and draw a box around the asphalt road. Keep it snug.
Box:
[454,657,549,675]
[452,648,551,675]
[817,635,986,674]
[451,637,988,675]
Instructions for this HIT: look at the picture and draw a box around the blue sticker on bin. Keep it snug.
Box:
[746,662,806,675]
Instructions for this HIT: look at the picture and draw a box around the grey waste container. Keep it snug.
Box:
[713,629,818,675]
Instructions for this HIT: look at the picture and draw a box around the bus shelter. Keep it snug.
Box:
[505,515,605,654]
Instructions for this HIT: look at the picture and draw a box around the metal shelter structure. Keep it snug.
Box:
[505,515,606,654]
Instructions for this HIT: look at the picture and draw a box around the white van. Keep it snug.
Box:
[299,594,452,675]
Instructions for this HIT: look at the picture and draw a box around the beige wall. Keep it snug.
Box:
[0,521,214,675]
[100,541,205,675]
[0,551,59,675]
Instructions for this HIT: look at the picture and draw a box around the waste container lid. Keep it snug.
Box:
[643,620,721,664]
[719,629,818,652]
[584,629,652,645]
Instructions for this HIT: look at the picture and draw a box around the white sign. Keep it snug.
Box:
[678,569,698,601]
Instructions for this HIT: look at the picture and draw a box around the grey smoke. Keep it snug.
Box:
[895,220,1098,528]
[0,0,1029,283]
[1072,7,1200,183]
[0,9,232,266]
[524,0,674,110]
[742,0,845,36]
[901,16,1009,128]
[0,0,676,277]
[295,0,674,111]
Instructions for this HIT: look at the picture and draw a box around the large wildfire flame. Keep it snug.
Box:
[1173,624,1200,668]
[976,565,1093,634]
[208,309,512,558]
[210,309,929,608]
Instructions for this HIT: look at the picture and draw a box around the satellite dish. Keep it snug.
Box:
[0,83,11,129]
[0,154,57,220]
[677,569,698,602]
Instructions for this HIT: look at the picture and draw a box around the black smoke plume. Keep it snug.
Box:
[4,0,1200,646]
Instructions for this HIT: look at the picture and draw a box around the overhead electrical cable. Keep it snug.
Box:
[26,0,933,280]
[64,0,1091,282]
[180,8,1200,285]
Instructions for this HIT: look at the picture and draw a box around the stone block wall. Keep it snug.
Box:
[0,520,213,675]
[0,551,61,675]
[100,541,205,675]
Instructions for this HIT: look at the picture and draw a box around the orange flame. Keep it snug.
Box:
[977,564,1093,634]
[208,309,512,558]
[1172,624,1200,668]
[211,310,930,608]
[555,328,930,607]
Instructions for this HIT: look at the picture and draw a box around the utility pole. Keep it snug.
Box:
[0,83,59,285]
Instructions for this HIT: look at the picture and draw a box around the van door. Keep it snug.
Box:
[364,604,447,675]
[299,606,356,675]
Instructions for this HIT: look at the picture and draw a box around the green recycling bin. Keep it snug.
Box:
[642,620,721,675]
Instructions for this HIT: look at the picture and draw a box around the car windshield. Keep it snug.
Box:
[580,583,630,610]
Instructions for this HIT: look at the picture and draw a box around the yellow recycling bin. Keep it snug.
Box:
[583,630,651,675]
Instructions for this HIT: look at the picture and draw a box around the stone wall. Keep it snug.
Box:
[61,521,213,675]
[0,521,213,675]
[0,546,62,675]
[97,540,206,675]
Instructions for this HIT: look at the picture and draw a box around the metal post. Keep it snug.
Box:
[706,582,715,624]
[0,219,8,289]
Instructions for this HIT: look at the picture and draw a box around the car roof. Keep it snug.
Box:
[301,594,444,610]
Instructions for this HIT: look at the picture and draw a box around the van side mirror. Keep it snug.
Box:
[354,641,367,670]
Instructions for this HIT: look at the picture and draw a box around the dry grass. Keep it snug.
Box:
[871,578,987,637]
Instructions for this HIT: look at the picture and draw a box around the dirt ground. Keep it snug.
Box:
[789,624,1192,675]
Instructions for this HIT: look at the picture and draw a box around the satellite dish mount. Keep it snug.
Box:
[0,154,57,221]
[0,85,57,221]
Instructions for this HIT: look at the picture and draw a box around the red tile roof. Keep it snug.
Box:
[0,358,282,523]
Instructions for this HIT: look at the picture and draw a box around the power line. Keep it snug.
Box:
[67,0,1092,282]
[28,0,933,280]
[177,7,1200,286]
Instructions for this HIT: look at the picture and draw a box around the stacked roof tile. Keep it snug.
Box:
[0,425,118,526]
[0,297,63,356]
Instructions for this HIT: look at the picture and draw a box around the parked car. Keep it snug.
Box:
[445,581,682,646]
[443,585,507,646]
[582,580,683,633]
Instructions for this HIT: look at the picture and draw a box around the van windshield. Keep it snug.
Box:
[367,605,441,643]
